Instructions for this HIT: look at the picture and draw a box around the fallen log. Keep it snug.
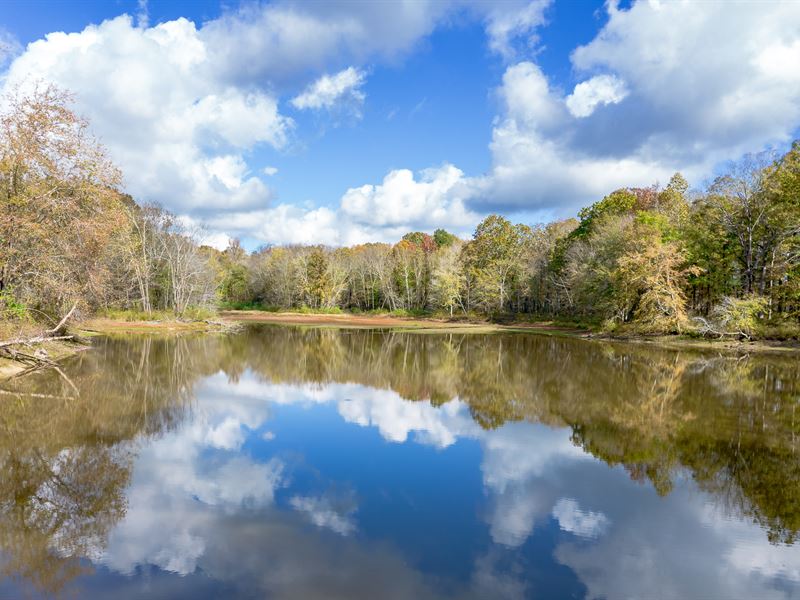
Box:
[0,302,79,349]
[0,335,74,349]
[0,303,81,375]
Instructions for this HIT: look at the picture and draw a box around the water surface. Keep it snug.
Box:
[1,325,799,599]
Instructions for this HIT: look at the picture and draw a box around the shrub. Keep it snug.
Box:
[0,290,29,321]
[707,296,769,339]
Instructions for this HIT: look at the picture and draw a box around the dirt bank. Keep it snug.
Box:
[218,310,589,335]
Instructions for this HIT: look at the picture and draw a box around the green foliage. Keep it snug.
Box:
[0,289,29,320]
[710,296,769,339]
[99,308,179,321]
[304,248,331,308]
[573,189,638,239]
[218,263,249,304]
[2,89,796,340]
[433,228,457,248]
[182,305,216,321]
[294,305,344,315]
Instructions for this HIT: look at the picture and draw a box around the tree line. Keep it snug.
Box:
[1,86,798,337]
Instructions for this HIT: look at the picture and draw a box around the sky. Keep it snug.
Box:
[1,0,799,250]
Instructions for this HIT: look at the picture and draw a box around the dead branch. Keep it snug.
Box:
[48,302,78,335]
[692,316,748,339]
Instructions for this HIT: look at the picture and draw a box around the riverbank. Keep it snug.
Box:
[0,318,233,381]
[599,333,800,355]
[220,310,800,353]
[1,310,797,383]
[77,317,233,336]
[0,337,90,380]
[217,310,590,335]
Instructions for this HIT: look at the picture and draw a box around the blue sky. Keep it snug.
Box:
[2,0,799,249]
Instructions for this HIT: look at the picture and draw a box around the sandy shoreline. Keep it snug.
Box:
[217,310,589,334]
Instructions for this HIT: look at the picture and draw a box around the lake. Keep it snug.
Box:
[0,324,798,599]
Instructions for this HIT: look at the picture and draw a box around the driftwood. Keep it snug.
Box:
[692,316,749,340]
[0,335,75,349]
[0,303,80,373]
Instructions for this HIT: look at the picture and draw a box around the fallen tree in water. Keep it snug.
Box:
[0,303,80,374]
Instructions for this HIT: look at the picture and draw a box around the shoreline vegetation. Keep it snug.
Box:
[1,86,798,377]
[2,308,799,382]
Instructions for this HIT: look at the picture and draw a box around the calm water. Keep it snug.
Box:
[1,324,799,599]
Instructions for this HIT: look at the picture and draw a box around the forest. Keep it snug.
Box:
[1,86,799,339]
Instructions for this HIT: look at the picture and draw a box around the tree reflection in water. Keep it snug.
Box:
[0,325,797,595]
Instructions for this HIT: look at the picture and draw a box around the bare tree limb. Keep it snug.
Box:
[48,302,78,334]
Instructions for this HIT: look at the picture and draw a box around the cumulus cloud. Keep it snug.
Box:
[136,0,149,29]
[551,498,610,539]
[341,164,475,229]
[202,164,482,246]
[469,61,667,214]
[0,1,471,230]
[2,16,289,215]
[281,0,800,229]
[200,1,454,87]
[7,0,800,244]
[0,1,560,245]
[291,66,366,114]
[464,0,800,217]
[565,74,628,118]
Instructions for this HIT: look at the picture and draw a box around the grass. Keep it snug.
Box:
[98,306,217,322]
[758,320,800,341]
[218,301,279,312]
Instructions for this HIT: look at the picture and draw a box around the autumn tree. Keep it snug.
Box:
[0,85,127,316]
[463,215,534,313]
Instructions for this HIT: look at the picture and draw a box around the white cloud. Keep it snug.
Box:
[291,66,366,114]
[471,61,667,213]
[570,0,800,152]
[337,389,478,448]
[551,498,610,539]
[290,494,357,536]
[202,164,482,246]
[2,16,290,215]
[565,74,628,118]
[7,0,799,244]
[200,1,454,86]
[263,166,279,176]
[484,0,550,60]
[341,164,475,229]
[464,0,800,216]
[0,1,556,245]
